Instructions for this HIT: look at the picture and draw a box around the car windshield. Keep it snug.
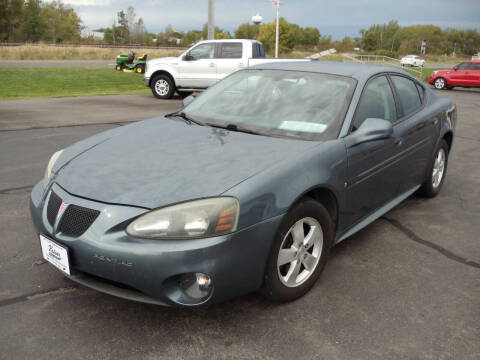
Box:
[183,69,356,141]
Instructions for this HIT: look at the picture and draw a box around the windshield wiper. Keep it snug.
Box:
[165,111,204,126]
[205,123,263,136]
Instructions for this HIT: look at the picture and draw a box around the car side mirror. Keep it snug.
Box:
[453,66,458,71]
[345,118,393,148]
[182,95,195,108]
[183,54,193,61]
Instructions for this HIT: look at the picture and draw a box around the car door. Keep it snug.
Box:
[343,75,403,227]
[449,62,470,85]
[469,62,480,86]
[215,42,246,81]
[176,42,217,88]
[389,75,438,194]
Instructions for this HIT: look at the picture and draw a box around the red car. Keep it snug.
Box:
[429,60,480,90]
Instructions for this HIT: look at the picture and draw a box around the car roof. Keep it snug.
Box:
[249,61,416,81]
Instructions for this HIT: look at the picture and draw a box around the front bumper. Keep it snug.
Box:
[143,76,150,87]
[30,182,282,307]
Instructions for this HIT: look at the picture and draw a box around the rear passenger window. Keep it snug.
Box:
[252,43,265,58]
[391,76,422,116]
[353,75,397,129]
[415,83,425,102]
[218,43,242,59]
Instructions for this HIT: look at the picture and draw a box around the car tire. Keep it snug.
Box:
[434,77,447,90]
[261,198,333,302]
[151,74,175,99]
[177,91,193,99]
[419,139,449,198]
[446,85,454,90]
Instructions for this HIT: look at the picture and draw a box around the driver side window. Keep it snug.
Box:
[188,43,215,60]
[353,75,396,130]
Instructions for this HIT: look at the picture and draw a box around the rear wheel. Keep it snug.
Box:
[115,64,122,71]
[135,65,144,73]
[419,139,449,198]
[151,74,175,99]
[434,77,447,90]
[261,199,333,302]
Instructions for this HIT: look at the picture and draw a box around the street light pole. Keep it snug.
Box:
[208,0,215,40]
[275,0,280,58]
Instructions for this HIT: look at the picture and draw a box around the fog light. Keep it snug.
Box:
[179,273,213,301]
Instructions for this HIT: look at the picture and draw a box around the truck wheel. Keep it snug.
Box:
[151,75,175,99]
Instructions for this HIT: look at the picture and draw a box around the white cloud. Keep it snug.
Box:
[49,0,112,6]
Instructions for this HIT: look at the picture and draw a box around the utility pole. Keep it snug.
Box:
[208,0,215,40]
[270,0,281,58]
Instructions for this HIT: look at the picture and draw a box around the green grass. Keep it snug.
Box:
[0,67,150,100]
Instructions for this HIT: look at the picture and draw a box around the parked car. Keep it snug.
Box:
[143,39,309,99]
[401,55,425,67]
[31,62,456,307]
[429,60,480,90]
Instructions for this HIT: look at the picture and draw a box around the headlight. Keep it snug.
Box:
[126,197,240,239]
[43,150,64,190]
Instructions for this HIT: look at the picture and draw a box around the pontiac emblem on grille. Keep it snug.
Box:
[58,202,68,218]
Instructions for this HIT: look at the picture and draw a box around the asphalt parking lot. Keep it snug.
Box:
[0,90,479,359]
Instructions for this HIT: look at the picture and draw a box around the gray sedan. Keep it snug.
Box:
[30,62,456,306]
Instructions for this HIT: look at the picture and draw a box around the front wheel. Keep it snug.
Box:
[261,199,333,302]
[419,139,449,198]
[115,64,122,71]
[135,65,144,73]
[434,77,447,90]
[151,74,175,99]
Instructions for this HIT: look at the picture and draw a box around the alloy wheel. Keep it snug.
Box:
[277,217,323,288]
[155,79,170,96]
[432,148,446,188]
[434,78,445,89]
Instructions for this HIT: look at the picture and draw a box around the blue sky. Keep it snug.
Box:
[60,0,480,39]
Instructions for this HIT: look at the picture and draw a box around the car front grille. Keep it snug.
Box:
[47,191,62,227]
[58,205,100,237]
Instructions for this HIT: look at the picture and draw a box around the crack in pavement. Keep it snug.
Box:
[0,184,34,195]
[455,135,480,143]
[0,286,78,308]
[0,121,131,133]
[382,216,480,269]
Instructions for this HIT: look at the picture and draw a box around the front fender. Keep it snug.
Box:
[223,140,348,230]
[145,63,179,86]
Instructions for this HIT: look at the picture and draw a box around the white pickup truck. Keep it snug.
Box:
[143,39,309,99]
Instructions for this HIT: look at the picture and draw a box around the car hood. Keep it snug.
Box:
[54,118,318,209]
[147,57,179,66]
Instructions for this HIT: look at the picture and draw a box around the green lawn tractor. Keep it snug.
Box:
[115,52,147,73]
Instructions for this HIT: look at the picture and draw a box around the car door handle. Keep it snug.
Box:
[238,63,245,67]
[394,138,403,146]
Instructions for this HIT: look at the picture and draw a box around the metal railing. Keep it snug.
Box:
[342,54,424,76]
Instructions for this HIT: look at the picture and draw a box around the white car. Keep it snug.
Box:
[401,55,425,67]
[143,39,310,99]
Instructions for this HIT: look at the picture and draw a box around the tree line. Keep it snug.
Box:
[360,20,480,56]
[1,2,479,57]
[0,0,81,42]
